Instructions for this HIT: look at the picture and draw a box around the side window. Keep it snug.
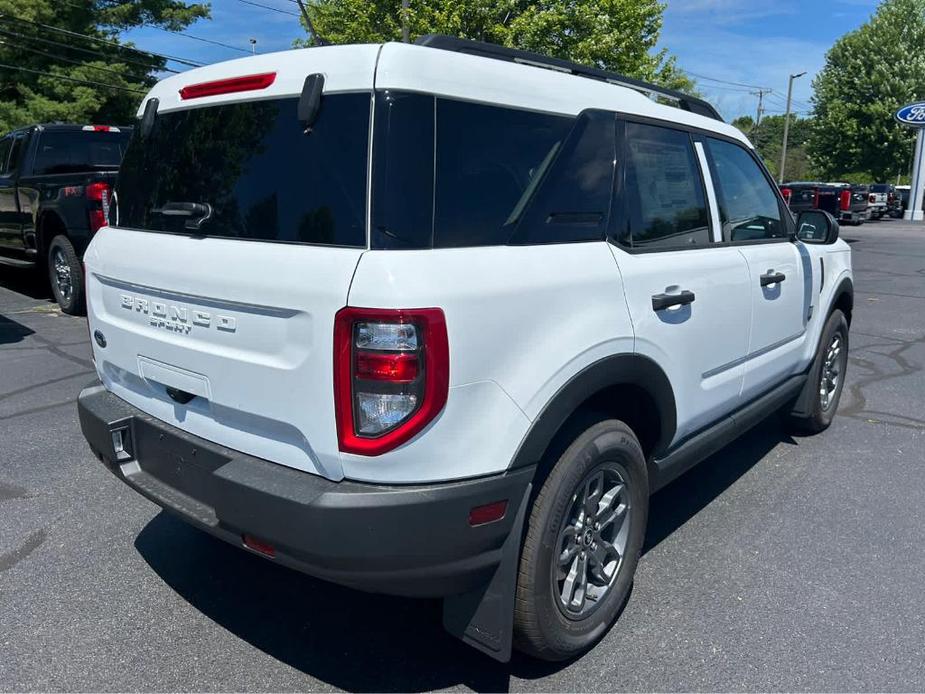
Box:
[7,134,24,173]
[622,122,711,249]
[0,137,11,174]
[509,110,616,245]
[706,137,784,242]
[433,99,572,247]
[371,91,435,249]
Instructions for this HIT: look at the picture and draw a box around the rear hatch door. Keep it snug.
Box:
[85,47,379,480]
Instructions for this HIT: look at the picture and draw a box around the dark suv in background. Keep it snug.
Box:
[0,124,132,313]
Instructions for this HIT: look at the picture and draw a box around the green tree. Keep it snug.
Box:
[0,0,209,133]
[808,0,925,181]
[296,0,693,91]
[732,113,815,180]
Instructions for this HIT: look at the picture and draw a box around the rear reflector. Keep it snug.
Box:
[469,500,508,527]
[242,534,276,558]
[179,72,277,100]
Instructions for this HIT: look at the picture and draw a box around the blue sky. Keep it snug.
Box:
[121,0,882,121]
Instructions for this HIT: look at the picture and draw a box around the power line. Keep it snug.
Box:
[0,62,146,93]
[146,25,251,54]
[0,14,203,67]
[57,0,252,55]
[0,25,180,74]
[235,0,301,17]
[681,69,771,91]
[0,37,153,81]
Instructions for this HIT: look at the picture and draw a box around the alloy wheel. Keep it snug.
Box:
[52,247,73,303]
[820,333,843,411]
[553,464,631,620]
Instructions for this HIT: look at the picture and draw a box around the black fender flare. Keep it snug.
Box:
[508,353,677,470]
[830,276,854,324]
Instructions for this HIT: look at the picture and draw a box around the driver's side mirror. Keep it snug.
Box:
[795,210,839,244]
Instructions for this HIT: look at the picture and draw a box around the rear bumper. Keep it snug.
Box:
[78,383,533,598]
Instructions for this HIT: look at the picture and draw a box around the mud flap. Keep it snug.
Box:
[442,482,532,662]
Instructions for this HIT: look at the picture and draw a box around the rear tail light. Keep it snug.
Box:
[86,182,111,233]
[781,187,792,204]
[840,189,852,211]
[179,72,276,100]
[869,193,877,203]
[334,307,449,455]
[812,188,820,208]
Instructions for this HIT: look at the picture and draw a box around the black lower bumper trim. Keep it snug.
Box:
[78,384,534,598]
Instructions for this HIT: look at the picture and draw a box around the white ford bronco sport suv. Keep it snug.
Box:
[78,36,853,662]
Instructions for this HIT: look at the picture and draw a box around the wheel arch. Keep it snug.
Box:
[36,210,69,261]
[830,276,853,326]
[509,354,677,476]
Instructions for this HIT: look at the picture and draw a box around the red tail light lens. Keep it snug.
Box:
[840,189,852,211]
[812,188,820,208]
[334,307,449,455]
[781,187,792,204]
[179,72,276,100]
[869,193,877,203]
[86,182,111,233]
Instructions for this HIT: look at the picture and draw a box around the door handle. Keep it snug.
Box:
[760,270,786,287]
[651,289,696,312]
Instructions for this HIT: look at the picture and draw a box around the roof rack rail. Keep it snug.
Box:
[414,34,723,123]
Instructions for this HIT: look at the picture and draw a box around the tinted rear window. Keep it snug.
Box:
[433,100,571,247]
[33,130,131,175]
[116,94,370,247]
[870,184,890,192]
[371,93,576,249]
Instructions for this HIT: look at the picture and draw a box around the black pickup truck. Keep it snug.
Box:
[780,181,869,225]
[0,124,131,313]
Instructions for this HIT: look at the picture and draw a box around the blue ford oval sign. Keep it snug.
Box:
[895,102,925,127]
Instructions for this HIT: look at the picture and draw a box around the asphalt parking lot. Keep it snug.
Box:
[2,221,924,692]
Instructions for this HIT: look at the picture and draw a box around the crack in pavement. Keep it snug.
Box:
[0,530,47,574]
[0,371,94,403]
[841,332,925,430]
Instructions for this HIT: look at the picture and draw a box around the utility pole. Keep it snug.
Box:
[750,88,770,143]
[402,0,410,43]
[779,71,806,183]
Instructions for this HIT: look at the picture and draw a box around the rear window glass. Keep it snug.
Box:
[116,94,370,247]
[33,130,131,175]
[370,93,575,249]
[870,184,890,192]
[434,100,571,247]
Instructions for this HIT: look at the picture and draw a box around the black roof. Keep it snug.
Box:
[414,34,723,122]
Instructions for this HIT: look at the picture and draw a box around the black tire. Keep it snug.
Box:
[47,235,84,315]
[789,309,849,434]
[513,418,648,661]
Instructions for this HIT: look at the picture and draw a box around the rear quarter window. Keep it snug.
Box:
[115,93,370,247]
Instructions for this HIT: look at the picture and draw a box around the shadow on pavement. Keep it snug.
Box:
[0,265,52,303]
[0,314,35,345]
[135,417,795,691]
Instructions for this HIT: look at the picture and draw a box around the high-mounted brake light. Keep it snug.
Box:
[85,182,111,233]
[82,125,119,132]
[334,307,449,455]
[179,72,276,100]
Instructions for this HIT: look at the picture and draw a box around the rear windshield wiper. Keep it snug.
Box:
[151,201,212,230]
